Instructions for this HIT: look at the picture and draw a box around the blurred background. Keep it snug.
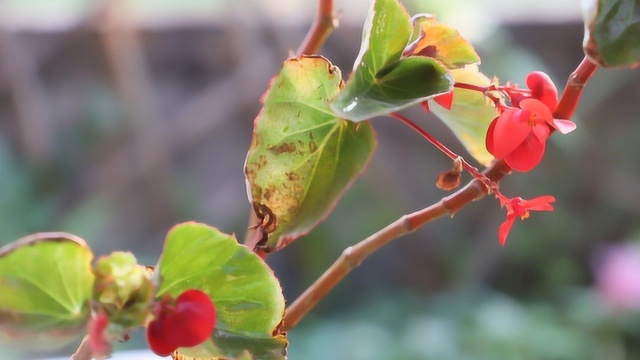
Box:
[1,0,639,359]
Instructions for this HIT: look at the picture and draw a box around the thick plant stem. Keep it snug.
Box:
[283,160,511,331]
[297,0,337,56]
[282,56,598,332]
[555,57,598,119]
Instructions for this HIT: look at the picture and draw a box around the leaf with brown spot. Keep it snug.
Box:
[244,55,376,251]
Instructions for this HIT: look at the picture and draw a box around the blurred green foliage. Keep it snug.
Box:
[289,289,640,360]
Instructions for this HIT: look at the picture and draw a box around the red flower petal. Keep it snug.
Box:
[434,91,454,110]
[504,133,546,172]
[489,109,531,158]
[521,195,556,211]
[498,215,516,246]
[485,117,498,154]
[526,71,558,111]
[519,98,553,124]
[532,122,551,143]
[552,119,577,134]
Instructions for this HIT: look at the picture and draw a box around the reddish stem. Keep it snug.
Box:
[554,57,597,119]
[453,82,489,92]
[389,112,486,181]
[296,0,337,55]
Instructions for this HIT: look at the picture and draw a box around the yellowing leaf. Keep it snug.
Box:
[428,65,498,165]
[405,15,480,69]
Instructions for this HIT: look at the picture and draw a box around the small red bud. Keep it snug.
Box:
[526,71,558,111]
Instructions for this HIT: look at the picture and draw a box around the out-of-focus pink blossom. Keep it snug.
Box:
[595,243,640,311]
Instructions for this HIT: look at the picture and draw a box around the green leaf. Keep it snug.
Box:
[244,56,376,251]
[427,65,498,165]
[156,222,287,360]
[0,233,94,350]
[331,0,453,121]
[583,0,640,67]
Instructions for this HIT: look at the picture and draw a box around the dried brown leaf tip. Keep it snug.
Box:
[436,156,463,191]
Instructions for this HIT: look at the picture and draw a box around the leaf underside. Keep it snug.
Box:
[428,65,498,165]
[583,0,640,67]
[0,233,94,350]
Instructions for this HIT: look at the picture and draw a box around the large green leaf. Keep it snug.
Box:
[155,222,287,360]
[427,65,498,166]
[0,233,94,350]
[583,0,640,67]
[331,0,452,121]
[244,55,376,251]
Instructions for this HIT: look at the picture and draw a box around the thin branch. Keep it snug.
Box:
[282,55,598,331]
[296,0,337,56]
[389,112,484,179]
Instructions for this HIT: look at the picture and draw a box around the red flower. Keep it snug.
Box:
[498,195,555,246]
[486,98,576,171]
[147,289,217,356]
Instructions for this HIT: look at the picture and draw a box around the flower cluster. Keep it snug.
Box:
[147,289,217,356]
[486,71,576,172]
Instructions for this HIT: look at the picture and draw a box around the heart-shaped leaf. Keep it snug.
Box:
[155,222,287,359]
[331,0,452,121]
[427,65,499,165]
[244,55,376,251]
[582,0,640,67]
[0,233,94,350]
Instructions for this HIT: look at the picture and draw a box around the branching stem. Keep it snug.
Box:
[282,56,598,332]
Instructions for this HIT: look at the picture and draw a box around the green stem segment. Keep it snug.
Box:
[282,56,598,332]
